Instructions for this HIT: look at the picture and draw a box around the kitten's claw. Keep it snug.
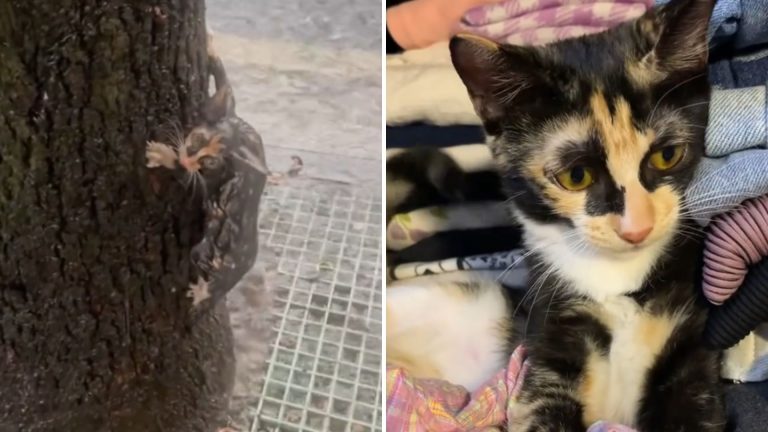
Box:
[145,140,177,169]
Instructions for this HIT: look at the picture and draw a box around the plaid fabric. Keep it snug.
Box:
[386,346,528,432]
[460,0,652,46]
[386,345,637,431]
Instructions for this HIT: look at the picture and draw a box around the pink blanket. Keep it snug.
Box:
[460,0,653,46]
[386,346,637,431]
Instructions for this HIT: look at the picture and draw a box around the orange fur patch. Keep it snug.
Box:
[183,135,223,171]
[590,92,655,187]
[197,135,223,158]
[580,350,608,425]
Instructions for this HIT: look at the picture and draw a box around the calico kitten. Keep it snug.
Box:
[443,0,723,430]
[146,47,268,313]
[147,42,273,431]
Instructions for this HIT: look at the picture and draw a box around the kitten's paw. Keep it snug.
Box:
[187,276,211,307]
[145,140,177,169]
[207,29,217,58]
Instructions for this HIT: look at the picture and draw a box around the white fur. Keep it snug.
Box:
[188,277,211,306]
[387,273,510,391]
[517,213,672,301]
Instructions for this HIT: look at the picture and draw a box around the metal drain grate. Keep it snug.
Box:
[252,182,382,432]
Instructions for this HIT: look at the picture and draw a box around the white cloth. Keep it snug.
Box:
[722,325,768,382]
[386,42,482,126]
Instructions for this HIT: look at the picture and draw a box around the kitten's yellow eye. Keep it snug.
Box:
[555,166,594,191]
[649,145,684,170]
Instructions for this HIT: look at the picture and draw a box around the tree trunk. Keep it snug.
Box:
[0,2,235,431]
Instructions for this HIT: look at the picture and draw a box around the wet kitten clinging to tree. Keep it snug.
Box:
[146,41,268,313]
[416,0,722,430]
[146,40,273,430]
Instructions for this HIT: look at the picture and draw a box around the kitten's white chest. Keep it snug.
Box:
[520,216,669,300]
[545,241,665,300]
[580,297,685,426]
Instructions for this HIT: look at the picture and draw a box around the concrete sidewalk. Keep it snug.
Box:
[207,0,382,187]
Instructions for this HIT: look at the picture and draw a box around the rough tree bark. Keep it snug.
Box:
[0,2,235,431]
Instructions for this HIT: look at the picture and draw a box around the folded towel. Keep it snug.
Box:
[657,0,768,228]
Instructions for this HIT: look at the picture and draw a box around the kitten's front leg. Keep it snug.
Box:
[639,348,725,432]
[508,367,587,432]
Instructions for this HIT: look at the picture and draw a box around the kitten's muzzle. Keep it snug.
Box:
[614,184,655,245]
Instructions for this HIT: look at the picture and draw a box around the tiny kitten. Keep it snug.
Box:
[146,45,268,313]
[390,0,725,430]
[147,41,273,431]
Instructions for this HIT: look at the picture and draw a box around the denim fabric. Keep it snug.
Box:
[711,0,768,51]
[687,150,768,225]
[691,83,768,225]
[706,86,768,157]
[653,0,768,224]
[710,49,768,89]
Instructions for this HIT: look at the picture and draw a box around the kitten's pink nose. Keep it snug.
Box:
[618,226,652,244]
[617,183,655,245]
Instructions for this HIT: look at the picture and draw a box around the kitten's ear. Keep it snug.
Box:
[450,34,537,135]
[204,84,235,124]
[640,0,715,73]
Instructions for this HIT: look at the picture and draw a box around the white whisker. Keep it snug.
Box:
[647,73,706,125]
[686,157,761,194]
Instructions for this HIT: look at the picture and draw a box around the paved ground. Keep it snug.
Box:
[206,0,382,186]
[250,182,382,432]
[205,2,383,430]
